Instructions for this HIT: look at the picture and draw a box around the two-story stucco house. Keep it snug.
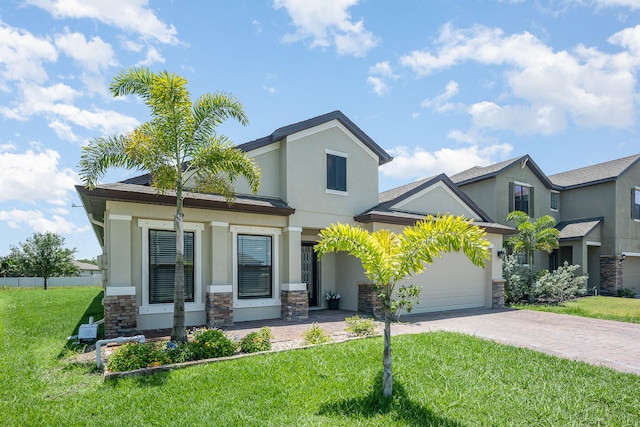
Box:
[77,111,514,338]
[451,153,640,296]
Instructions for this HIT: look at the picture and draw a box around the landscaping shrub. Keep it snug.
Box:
[190,328,237,359]
[302,323,331,345]
[239,327,273,353]
[344,315,377,336]
[617,288,637,298]
[503,255,588,304]
[165,341,197,363]
[107,342,171,372]
[531,262,587,303]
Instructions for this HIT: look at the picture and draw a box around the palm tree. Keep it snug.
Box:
[506,211,559,267]
[79,67,260,342]
[315,214,490,397]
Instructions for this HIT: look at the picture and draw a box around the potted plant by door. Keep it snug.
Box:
[325,290,341,310]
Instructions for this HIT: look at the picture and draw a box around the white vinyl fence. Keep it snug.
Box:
[0,274,103,288]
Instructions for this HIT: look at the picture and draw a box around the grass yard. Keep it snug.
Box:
[1,287,639,426]
[513,296,640,324]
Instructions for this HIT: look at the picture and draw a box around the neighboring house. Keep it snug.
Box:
[549,154,640,296]
[77,111,513,338]
[451,153,640,296]
[73,260,101,277]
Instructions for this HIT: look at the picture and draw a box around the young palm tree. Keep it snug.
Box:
[315,214,490,397]
[79,67,260,342]
[506,211,559,267]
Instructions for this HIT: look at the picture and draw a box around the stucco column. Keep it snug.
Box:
[103,214,136,337]
[281,227,308,320]
[207,222,233,326]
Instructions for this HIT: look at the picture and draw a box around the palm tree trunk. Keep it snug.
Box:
[382,305,393,397]
[171,185,187,342]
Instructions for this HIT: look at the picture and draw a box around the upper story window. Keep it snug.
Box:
[509,181,533,216]
[550,191,559,212]
[149,229,194,304]
[633,188,640,220]
[326,150,347,193]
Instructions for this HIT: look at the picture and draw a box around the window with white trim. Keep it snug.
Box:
[138,219,203,314]
[550,191,559,212]
[633,188,640,220]
[237,234,272,299]
[327,152,347,192]
[149,229,194,304]
[231,225,280,307]
[509,181,533,216]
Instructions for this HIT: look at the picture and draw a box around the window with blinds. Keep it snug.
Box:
[327,153,347,192]
[149,229,194,304]
[237,234,272,299]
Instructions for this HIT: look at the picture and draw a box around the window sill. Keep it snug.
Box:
[139,302,205,315]
[234,299,281,309]
[325,189,348,196]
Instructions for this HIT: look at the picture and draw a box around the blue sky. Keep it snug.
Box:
[1,0,639,259]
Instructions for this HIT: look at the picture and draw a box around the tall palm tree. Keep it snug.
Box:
[79,67,260,342]
[315,214,490,397]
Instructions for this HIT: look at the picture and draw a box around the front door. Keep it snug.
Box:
[301,243,319,307]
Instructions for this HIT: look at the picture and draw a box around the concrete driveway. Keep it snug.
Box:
[393,308,640,376]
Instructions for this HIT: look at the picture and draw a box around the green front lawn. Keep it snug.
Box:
[1,287,639,426]
[513,296,640,324]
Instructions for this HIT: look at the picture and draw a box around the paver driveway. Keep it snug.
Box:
[393,308,640,375]
[229,308,640,375]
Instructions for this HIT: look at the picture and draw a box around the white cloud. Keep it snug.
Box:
[1,82,139,138]
[27,0,179,45]
[54,29,116,72]
[593,0,640,10]
[0,209,79,234]
[367,61,399,96]
[421,80,460,112]
[0,21,58,86]
[135,46,165,67]
[273,0,379,56]
[0,148,78,205]
[380,144,513,180]
[400,23,639,133]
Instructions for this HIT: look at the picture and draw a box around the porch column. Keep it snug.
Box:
[491,279,505,308]
[207,222,233,326]
[600,255,624,296]
[281,227,308,320]
[104,214,136,338]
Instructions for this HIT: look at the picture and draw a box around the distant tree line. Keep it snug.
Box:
[0,232,79,289]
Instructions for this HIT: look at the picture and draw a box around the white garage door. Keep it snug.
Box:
[399,251,487,314]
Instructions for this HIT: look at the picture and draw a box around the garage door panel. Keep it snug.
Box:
[399,253,487,313]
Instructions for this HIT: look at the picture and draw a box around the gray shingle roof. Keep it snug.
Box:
[237,110,393,165]
[549,154,640,189]
[556,218,603,241]
[450,154,554,189]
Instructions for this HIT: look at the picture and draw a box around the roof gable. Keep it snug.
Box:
[451,154,554,189]
[237,110,393,165]
[549,154,640,189]
[358,174,493,223]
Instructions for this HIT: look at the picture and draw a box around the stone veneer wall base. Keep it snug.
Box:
[492,279,505,309]
[281,290,308,321]
[600,255,624,296]
[103,294,137,338]
[358,283,384,319]
[206,291,233,328]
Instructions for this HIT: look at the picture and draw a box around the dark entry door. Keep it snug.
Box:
[301,243,319,307]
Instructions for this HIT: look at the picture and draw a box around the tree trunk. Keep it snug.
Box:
[171,185,187,342]
[43,276,48,290]
[382,305,393,397]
